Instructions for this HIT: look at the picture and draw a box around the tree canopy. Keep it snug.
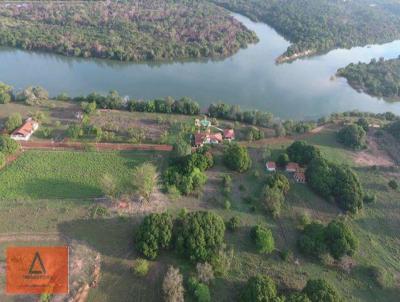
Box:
[337,124,366,150]
[223,143,251,173]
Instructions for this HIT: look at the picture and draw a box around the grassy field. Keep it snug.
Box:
[0,127,399,301]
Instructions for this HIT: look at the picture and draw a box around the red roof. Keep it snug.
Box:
[266,161,276,169]
[223,129,235,139]
[286,162,300,171]
[194,133,207,146]
[294,172,306,183]
[12,119,37,137]
[210,132,223,142]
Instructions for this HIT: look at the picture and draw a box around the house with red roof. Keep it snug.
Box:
[11,118,39,141]
[286,162,300,173]
[266,161,276,172]
[223,129,235,141]
[194,132,223,147]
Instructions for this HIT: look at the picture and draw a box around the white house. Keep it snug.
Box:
[11,118,39,141]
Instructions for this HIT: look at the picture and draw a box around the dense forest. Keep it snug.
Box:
[0,0,258,61]
[211,0,400,62]
[337,57,400,100]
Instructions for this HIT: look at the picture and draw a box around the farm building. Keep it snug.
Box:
[286,162,300,173]
[10,118,39,141]
[266,161,276,172]
[223,129,235,141]
[294,171,306,183]
[194,132,223,147]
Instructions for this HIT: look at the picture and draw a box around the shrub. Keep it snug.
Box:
[5,113,22,133]
[210,248,233,277]
[136,213,173,260]
[261,185,284,218]
[223,143,251,172]
[162,266,184,302]
[363,192,377,204]
[240,275,278,302]
[227,216,241,232]
[132,258,150,277]
[0,82,12,104]
[337,124,366,149]
[188,277,211,302]
[388,179,398,190]
[302,279,341,302]
[286,293,311,302]
[196,262,214,284]
[251,225,275,254]
[177,211,225,262]
[298,222,327,257]
[0,135,19,155]
[224,199,231,210]
[132,163,158,202]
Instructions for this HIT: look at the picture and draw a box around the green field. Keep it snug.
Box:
[0,150,157,201]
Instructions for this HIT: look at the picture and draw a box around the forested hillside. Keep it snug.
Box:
[211,0,400,62]
[0,0,257,61]
[337,57,400,100]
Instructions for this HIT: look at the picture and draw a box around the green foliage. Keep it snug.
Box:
[240,275,278,302]
[356,118,370,132]
[298,220,357,260]
[81,101,97,115]
[16,86,48,105]
[227,216,241,232]
[130,96,200,115]
[136,213,173,260]
[337,124,366,149]
[276,153,289,167]
[132,163,158,202]
[251,225,275,254]
[261,185,284,218]
[387,120,400,141]
[388,179,398,190]
[223,143,251,172]
[177,211,225,262]
[265,173,290,195]
[0,135,19,155]
[287,141,321,165]
[67,124,83,139]
[337,57,400,99]
[188,277,211,302]
[0,82,12,104]
[243,126,264,141]
[306,157,363,214]
[303,279,341,302]
[5,113,22,133]
[132,258,150,277]
[0,152,5,167]
[363,192,377,204]
[172,137,192,157]
[286,293,311,302]
[0,1,257,62]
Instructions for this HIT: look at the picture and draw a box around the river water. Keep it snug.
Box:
[1,13,400,119]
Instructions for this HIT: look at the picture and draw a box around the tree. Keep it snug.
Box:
[172,137,192,157]
[162,266,184,302]
[261,185,284,218]
[67,124,83,139]
[188,277,211,302]
[240,275,278,302]
[287,141,321,165]
[324,220,357,260]
[286,293,311,302]
[227,216,240,232]
[0,135,19,155]
[5,113,22,133]
[132,258,150,277]
[196,262,214,284]
[132,163,158,202]
[81,101,97,115]
[177,211,225,262]
[337,124,366,150]
[251,225,275,254]
[136,213,173,260]
[388,179,398,190]
[356,118,369,132]
[223,143,251,172]
[297,222,327,257]
[265,173,290,195]
[17,86,48,105]
[0,82,12,104]
[303,279,341,302]
[277,153,289,167]
[100,173,118,199]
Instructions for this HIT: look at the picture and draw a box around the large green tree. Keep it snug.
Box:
[240,275,278,302]
[223,143,251,172]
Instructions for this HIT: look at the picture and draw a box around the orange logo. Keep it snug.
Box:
[6,246,69,294]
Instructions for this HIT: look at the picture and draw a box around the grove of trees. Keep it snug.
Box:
[337,124,366,150]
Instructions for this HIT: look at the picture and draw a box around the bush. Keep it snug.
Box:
[240,275,278,302]
[302,279,341,302]
[0,82,12,104]
[177,211,225,262]
[251,225,275,254]
[388,179,398,190]
[261,185,284,218]
[286,293,311,302]
[363,192,377,204]
[356,118,369,132]
[224,199,231,210]
[132,258,150,277]
[265,173,290,195]
[227,216,241,232]
[0,135,19,155]
[188,277,211,302]
[136,213,173,260]
[5,113,22,133]
[210,248,234,277]
[163,266,184,302]
[337,124,366,149]
[196,262,214,284]
[298,222,327,257]
[223,143,251,172]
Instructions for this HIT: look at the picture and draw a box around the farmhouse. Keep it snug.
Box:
[266,161,276,172]
[286,162,300,173]
[194,132,223,147]
[10,118,39,141]
[223,129,235,141]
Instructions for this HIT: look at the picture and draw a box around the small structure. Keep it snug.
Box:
[266,161,276,172]
[294,171,306,183]
[10,118,39,141]
[223,129,235,141]
[194,132,223,147]
[286,162,300,173]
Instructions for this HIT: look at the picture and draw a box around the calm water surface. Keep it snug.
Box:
[1,14,400,119]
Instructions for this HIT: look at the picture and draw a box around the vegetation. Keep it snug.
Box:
[5,113,22,133]
[337,57,400,99]
[223,143,251,172]
[129,96,200,116]
[240,275,279,302]
[136,213,173,260]
[250,225,275,255]
[212,0,400,61]
[287,141,321,165]
[261,173,289,218]
[177,211,225,262]
[132,258,150,277]
[132,163,158,202]
[0,0,257,62]
[298,220,358,260]
[0,82,12,104]
[162,266,185,302]
[188,277,211,302]
[303,279,342,302]
[337,124,366,150]
[0,135,19,156]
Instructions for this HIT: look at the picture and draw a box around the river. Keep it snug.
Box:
[1,13,400,120]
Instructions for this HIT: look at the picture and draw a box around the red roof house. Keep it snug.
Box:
[11,118,39,141]
[286,162,300,173]
[223,129,235,141]
[266,161,276,172]
[194,132,223,147]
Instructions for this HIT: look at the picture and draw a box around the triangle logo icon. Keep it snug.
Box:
[28,252,46,275]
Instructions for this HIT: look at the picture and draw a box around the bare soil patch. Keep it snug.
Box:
[353,132,395,167]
